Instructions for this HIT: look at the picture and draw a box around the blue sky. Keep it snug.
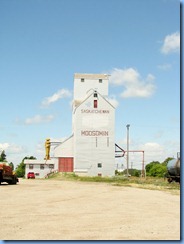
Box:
[0,0,180,169]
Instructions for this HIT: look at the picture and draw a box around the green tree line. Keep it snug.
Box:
[116,157,173,178]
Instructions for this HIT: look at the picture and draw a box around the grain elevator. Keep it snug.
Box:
[55,73,115,176]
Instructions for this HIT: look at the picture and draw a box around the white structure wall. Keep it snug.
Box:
[54,135,74,158]
[73,73,109,106]
[24,159,57,179]
[72,74,115,177]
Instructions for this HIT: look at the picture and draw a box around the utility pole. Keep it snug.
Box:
[126,124,130,176]
[142,151,145,177]
[131,162,133,170]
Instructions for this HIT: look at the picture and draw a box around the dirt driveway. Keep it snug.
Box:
[0,179,180,240]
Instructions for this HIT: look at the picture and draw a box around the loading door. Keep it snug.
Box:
[58,157,74,172]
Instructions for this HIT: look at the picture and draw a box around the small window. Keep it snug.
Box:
[35,173,39,176]
[40,164,44,170]
[99,79,102,83]
[81,78,84,82]
[29,164,33,169]
[49,164,54,169]
[94,93,98,98]
[98,173,102,177]
[98,163,102,168]
[94,100,98,108]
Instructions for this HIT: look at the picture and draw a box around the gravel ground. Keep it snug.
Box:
[0,179,180,240]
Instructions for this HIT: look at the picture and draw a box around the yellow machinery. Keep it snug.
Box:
[44,138,51,160]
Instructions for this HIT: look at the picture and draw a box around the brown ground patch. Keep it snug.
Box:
[0,179,180,240]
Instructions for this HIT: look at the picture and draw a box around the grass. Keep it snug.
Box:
[46,172,180,194]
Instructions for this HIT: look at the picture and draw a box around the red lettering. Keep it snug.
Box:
[81,131,109,136]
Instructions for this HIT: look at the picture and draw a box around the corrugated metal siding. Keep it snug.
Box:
[73,91,115,176]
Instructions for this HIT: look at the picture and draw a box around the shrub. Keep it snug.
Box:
[149,164,167,178]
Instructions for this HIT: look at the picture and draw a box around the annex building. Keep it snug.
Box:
[25,73,116,178]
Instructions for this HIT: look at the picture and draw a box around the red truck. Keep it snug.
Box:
[0,162,18,185]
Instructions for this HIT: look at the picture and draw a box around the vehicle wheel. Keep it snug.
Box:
[9,176,17,185]
[13,176,17,184]
[168,178,172,183]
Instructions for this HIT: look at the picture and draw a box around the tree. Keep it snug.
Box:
[145,161,160,176]
[128,168,141,177]
[120,168,141,177]
[161,157,174,166]
[9,162,14,170]
[15,161,25,177]
[15,156,36,177]
[134,169,141,177]
[0,150,6,162]
[149,164,167,178]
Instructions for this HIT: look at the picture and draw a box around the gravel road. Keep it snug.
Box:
[0,179,180,240]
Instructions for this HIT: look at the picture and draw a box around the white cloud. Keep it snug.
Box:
[115,136,179,169]
[41,89,72,107]
[0,143,29,166]
[36,137,66,159]
[0,143,10,151]
[107,96,119,108]
[109,68,156,98]
[139,141,179,164]
[0,142,26,154]
[9,145,26,154]
[157,63,172,70]
[161,32,180,54]
[142,142,165,154]
[25,114,54,125]
[36,142,45,156]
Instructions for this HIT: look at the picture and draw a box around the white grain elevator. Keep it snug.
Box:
[54,73,115,176]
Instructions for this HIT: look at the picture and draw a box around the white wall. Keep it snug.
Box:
[24,159,58,179]
[54,135,74,158]
[73,91,115,176]
[73,73,109,102]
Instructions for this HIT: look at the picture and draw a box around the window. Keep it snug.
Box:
[49,164,54,169]
[40,164,44,170]
[94,100,98,108]
[98,163,102,168]
[35,173,40,176]
[98,173,102,177]
[99,79,102,83]
[81,78,84,82]
[94,93,98,98]
[29,164,33,169]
